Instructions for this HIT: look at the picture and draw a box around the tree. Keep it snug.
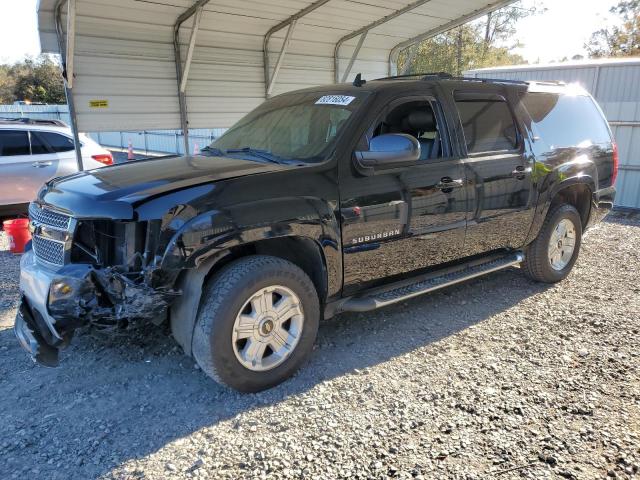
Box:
[397,1,543,76]
[0,55,66,104]
[586,0,640,58]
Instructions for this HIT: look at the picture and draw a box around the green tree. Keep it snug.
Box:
[586,0,640,58]
[0,55,66,104]
[398,1,543,76]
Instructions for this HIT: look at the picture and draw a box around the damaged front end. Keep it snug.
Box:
[16,203,180,367]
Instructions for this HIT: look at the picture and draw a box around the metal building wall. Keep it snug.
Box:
[466,59,640,210]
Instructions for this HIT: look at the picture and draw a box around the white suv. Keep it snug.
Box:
[0,119,112,216]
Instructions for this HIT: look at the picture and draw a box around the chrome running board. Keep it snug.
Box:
[337,252,524,313]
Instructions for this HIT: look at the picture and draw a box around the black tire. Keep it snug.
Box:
[192,255,319,392]
[522,203,583,283]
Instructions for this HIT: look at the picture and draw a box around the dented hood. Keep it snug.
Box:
[38,155,291,219]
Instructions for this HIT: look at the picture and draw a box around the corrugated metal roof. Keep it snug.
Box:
[466,60,640,210]
[37,0,516,131]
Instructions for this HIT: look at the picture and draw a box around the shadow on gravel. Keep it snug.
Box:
[0,267,550,480]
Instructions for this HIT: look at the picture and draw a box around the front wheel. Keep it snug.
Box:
[192,255,319,392]
[522,203,583,283]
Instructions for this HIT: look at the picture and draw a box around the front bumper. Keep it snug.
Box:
[15,251,70,366]
[15,250,180,366]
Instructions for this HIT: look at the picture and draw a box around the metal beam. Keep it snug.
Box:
[54,0,83,172]
[388,0,517,76]
[179,5,205,93]
[340,31,367,83]
[174,0,211,155]
[334,0,434,82]
[263,0,331,98]
[266,19,297,97]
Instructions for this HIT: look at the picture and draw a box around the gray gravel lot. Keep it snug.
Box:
[0,213,639,480]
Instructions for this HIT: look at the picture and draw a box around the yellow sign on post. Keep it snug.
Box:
[89,100,109,108]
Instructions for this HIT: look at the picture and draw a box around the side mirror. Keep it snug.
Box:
[354,133,420,169]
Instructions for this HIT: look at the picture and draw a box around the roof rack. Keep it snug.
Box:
[373,72,529,86]
[374,72,453,81]
[0,118,68,127]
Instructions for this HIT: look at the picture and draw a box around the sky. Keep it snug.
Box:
[0,0,624,65]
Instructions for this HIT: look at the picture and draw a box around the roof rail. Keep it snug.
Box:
[0,118,69,127]
[373,72,529,86]
[374,72,453,81]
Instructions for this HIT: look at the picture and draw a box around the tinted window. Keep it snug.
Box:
[369,100,447,160]
[522,93,611,148]
[30,132,51,155]
[0,130,30,156]
[456,100,518,154]
[39,132,75,152]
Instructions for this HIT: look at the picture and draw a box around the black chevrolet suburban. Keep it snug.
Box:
[15,74,617,392]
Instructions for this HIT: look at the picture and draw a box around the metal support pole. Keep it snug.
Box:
[388,0,517,76]
[335,0,435,83]
[55,0,84,172]
[263,0,331,98]
[266,20,297,97]
[340,31,368,83]
[174,0,211,156]
[179,5,204,93]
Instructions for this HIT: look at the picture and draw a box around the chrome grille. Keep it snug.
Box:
[32,235,65,266]
[29,203,71,230]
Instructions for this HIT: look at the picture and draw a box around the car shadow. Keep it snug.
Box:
[0,266,551,479]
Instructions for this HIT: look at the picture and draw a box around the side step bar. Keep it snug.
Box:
[337,252,524,313]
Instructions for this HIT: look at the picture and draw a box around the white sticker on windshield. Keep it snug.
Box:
[315,95,356,106]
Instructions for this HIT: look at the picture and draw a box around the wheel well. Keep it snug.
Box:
[204,237,328,303]
[551,184,592,228]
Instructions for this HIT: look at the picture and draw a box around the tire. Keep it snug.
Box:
[522,203,583,283]
[192,255,319,392]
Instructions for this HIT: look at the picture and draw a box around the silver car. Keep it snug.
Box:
[0,119,112,216]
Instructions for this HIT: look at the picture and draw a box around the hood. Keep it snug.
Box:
[38,155,291,219]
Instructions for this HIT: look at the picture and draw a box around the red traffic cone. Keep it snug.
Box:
[193,142,199,155]
[127,140,135,161]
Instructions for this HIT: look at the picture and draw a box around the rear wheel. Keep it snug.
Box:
[522,203,583,283]
[192,255,319,392]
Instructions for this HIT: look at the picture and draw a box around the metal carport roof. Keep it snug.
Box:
[36,0,516,161]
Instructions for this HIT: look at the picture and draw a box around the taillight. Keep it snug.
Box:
[92,153,113,166]
[611,143,619,185]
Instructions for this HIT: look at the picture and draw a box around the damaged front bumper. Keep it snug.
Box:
[15,250,179,367]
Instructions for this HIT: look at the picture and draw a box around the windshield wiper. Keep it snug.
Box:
[199,146,226,156]
[225,147,286,164]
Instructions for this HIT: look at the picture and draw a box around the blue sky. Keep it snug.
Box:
[0,0,623,64]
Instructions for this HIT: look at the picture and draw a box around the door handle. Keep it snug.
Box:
[32,161,53,168]
[511,166,531,179]
[436,178,464,190]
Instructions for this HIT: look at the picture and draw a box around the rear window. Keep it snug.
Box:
[522,93,612,148]
[0,130,30,156]
[38,132,75,153]
[455,99,518,154]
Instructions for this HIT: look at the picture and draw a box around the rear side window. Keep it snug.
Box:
[522,93,612,148]
[0,130,30,156]
[455,99,518,154]
[38,132,75,152]
[30,132,51,155]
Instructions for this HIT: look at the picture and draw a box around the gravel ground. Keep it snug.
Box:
[0,213,639,480]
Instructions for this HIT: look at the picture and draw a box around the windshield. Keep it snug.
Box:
[209,91,367,163]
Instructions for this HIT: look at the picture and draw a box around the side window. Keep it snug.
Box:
[38,132,75,153]
[30,132,51,155]
[369,100,446,161]
[522,93,612,149]
[0,130,31,156]
[455,99,518,154]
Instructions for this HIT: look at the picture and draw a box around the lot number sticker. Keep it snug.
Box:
[315,95,355,106]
